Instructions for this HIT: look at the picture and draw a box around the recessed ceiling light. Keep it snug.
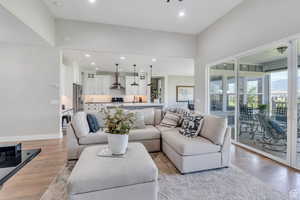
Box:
[96,67,99,70]
[152,58,157,62]
[89,0,96,3]
[120,56,126,60]
[85,54,91,58]
[91,62,96,66]
[178,11,185,17]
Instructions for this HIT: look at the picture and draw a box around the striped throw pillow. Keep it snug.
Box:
[160,112,181,128]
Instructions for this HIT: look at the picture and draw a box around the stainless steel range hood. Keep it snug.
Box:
[110,64,125,90]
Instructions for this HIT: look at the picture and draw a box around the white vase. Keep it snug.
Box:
[107,133,129,155]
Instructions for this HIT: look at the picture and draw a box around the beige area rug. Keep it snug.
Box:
[40,153,288,200]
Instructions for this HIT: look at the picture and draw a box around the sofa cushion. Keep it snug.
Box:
[161,129,220,156]
[156,125,177,133]
[86,114,100,133]
[179,113,204,137]
[79,130,107,145]
[72,112,90,138]
[200,115,227,145]
[129,125,160,141]
[160,112,181,128]
[129,111,146,129]
[135,108,155,125]
[79,125,160,145]
[154,109,163,125]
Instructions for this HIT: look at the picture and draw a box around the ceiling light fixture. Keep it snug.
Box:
[165,0,183,3]
[131,64,139,86]
[91,62,96,66]
[178,11,185,17]
[152,58,157,62]
[96,67,99,70]
[120,56,126,60]
[276,46,288,54]
[85,54,91,58]
[89,0,96,3]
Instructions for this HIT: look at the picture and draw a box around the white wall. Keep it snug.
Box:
[167,75,194,106]
[60,63,74,108]
[56,19,197,59]
[0,43,60,141]
[195,0,300,113]
[0,0,55,46]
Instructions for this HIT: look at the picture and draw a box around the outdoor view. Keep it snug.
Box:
[209,61,236,139]
[209,45,291,161]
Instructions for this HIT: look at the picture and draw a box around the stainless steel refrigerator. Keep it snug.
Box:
[73,83,84,113]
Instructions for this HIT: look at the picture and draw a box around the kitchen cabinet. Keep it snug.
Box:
[84,75,111,95]
[125,75,147,96]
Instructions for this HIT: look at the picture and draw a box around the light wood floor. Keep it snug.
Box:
[0,138,299,200]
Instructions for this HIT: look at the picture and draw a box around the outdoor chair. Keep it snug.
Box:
[257,114,287,152]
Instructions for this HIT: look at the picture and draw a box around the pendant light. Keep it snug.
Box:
[131,64,139,86]
[147,65,153,86]
[110,63,125,90]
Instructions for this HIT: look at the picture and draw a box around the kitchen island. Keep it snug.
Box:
[84,102,164,112]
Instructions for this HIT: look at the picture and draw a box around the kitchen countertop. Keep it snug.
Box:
[85,102,164,107]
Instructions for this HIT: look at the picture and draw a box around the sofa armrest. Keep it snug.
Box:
[220,127,231,167]
[67,124,81,160]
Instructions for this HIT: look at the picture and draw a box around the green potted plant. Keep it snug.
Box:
[104,108,135,155]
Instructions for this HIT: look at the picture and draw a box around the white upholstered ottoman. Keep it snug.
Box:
[68,143,158,200]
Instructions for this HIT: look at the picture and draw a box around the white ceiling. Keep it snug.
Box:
[43,0,243,34]
[63,50,194,76]
[0,5,48,46]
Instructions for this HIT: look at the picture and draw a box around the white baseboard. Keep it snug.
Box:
[0,133,62,142]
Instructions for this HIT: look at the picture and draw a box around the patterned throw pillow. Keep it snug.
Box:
[179,113,204,137]
[160,112,181,128]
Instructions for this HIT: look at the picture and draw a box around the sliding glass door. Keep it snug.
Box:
[237,45,289,161]
[209,61,236,139]
[207,39,300,169]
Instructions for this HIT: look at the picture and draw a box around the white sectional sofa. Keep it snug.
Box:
[67,108,231,174]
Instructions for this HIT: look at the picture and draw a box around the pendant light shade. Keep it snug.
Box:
[147,65,153,86]
[110,63,125,90]
[131,64,139,86]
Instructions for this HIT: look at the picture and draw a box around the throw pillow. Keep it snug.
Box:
[134,108,155,125]
[133,112,146,129]
[87,114,100,133]
[179,113,204,137]
[200,115,227,145]
[160,112,181,128]
[72,112,90,138]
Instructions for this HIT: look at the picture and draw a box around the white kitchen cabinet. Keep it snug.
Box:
[99,75,111,94]
[126,76,138,95]
[138,73,147,96]
[85,77,97,95]
[125,75,147,96]
[84,75,111,95]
